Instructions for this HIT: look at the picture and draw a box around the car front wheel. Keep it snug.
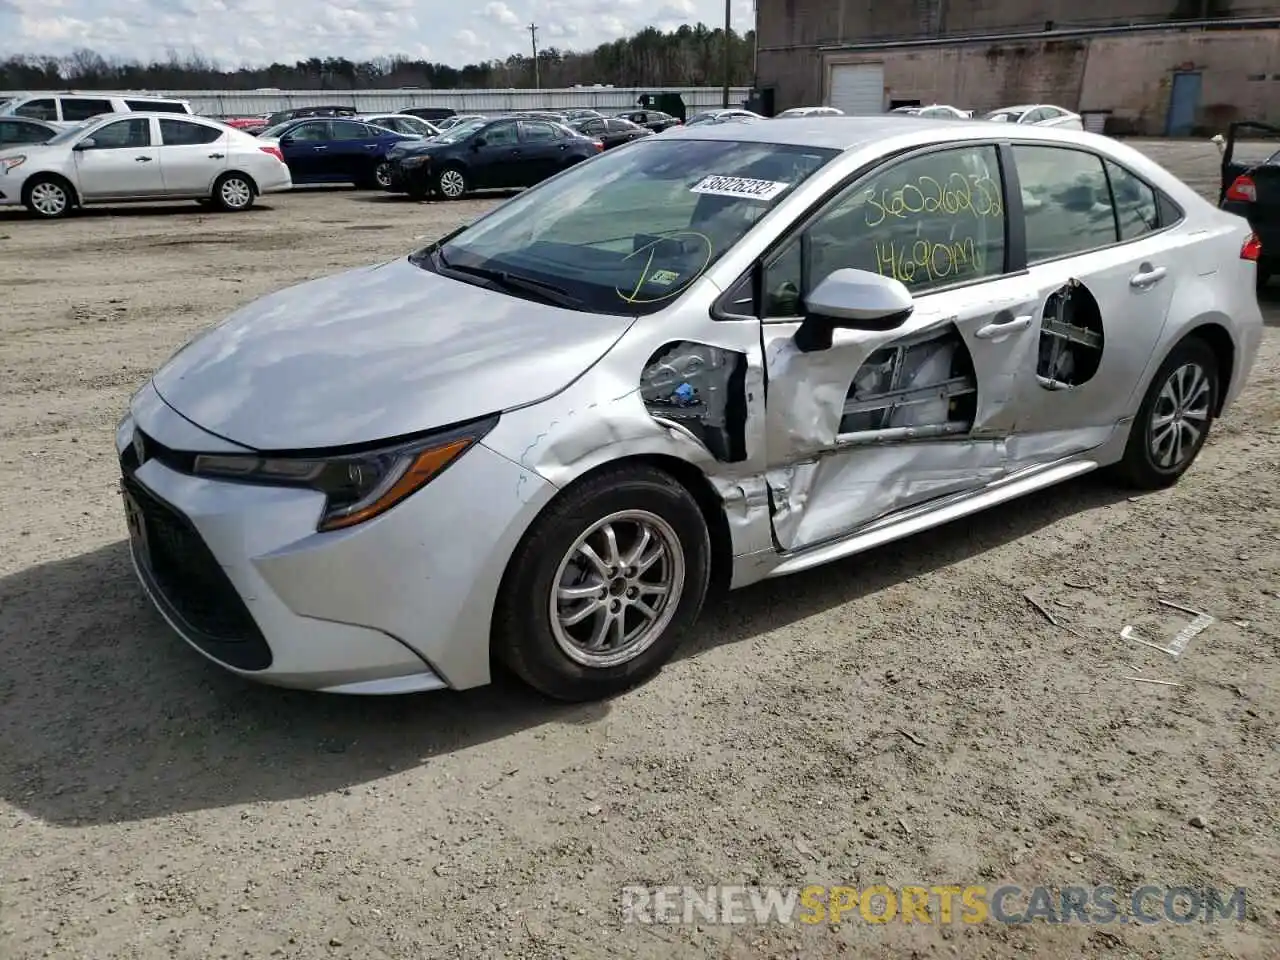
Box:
[24,176,74,219]
[435,166,468,199]
[1114,336,1219,489]
[494,466,712,701]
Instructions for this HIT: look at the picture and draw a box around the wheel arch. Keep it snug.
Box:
[1182,320,1235,417]
[218,169,259,195]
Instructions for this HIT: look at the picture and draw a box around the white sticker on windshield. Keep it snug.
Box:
[690,175,789,201]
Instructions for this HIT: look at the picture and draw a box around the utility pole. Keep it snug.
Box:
[722,0,731,107]
[528,22,540,90]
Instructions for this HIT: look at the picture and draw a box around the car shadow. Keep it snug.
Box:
[1257,282,1280,324]
[0,475,1131,826]
[349,189,522,205]
[0,203,280,222]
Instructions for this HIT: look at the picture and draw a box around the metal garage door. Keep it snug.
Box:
[827,63,884,115]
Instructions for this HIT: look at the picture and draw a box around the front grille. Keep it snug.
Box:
[122,472,273,671]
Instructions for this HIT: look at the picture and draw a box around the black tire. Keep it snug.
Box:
[435,165,468,200]
[212,172,255,212]
[493,465,712,701]
[23,175,75,219]
[372,161,394,190]
[1257,266,1272,291]
[1112,336,1220,490]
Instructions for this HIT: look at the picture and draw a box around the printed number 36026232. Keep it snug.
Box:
[863,173,1003,227]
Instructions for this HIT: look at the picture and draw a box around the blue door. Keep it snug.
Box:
[1165,72,1202,138]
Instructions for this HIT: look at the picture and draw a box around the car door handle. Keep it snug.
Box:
[364,143,377,149]
[135,156,152,162]
[312,145,327,150]
[1130,266,1167,288]
[207,152,224,159]
[975,314,1033,339]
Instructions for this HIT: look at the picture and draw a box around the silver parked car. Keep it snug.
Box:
[981,104,1083,130]
[116,117,1262,700]
[0,112,292,218]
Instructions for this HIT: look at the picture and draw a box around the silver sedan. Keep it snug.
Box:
[0,112,292,218]
[117,117,1263,700]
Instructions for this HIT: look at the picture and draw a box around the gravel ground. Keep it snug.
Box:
[0,141,1277,960]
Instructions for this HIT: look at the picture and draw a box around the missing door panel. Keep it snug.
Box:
[838,325,977,441]
[1036,280,1104,389]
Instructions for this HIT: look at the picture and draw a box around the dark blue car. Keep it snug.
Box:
[259,117,421,189]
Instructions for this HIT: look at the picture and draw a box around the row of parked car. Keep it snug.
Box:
[0,89,1088,217]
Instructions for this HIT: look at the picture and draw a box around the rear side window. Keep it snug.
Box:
[1103,160,1160,240]
[519,120,560,141]
[159,118,224,145]
[15,98,57,121]
[126,99,188,113]
[62,98,115,121]
[1014,145,1116,262]
[330,120,373,139]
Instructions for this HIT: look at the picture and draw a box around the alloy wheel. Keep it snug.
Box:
[30,181,68,217]
[549,510,685,669]
[220,177,252,210]
[439,169,466,198]
[375,162,393,188]
[1149,361,1211,470]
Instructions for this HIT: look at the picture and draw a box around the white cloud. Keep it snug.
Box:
[0,0,756,67]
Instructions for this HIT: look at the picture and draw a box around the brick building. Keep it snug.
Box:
[755,1,1280,134]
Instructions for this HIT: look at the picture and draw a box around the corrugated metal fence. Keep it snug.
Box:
[1,87,752,116]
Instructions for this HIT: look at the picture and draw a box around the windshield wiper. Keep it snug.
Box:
[436,250,582,308]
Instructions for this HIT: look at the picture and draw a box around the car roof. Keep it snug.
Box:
[659,114,1092,151]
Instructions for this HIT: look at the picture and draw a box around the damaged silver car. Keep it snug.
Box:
[117,117,1264,701]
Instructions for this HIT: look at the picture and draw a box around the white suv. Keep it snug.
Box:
[0,92,193,128]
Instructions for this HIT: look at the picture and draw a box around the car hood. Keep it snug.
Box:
[151,256,635,451]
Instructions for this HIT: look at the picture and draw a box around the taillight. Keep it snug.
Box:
[259,145,284,163]
[1226,174,1257,203]
[1241,232,1262,261]
[593,140,604,151]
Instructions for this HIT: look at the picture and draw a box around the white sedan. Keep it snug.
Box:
[981,104,1084,130]
[0,112,292,218]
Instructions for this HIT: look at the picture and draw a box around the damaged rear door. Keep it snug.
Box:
[1008,145,1183,457]
[753,142,1040,553]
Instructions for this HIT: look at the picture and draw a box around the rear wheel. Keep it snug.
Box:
[24,176,74,219]
[493,466,711,701]
[1113,336,1219,489]
[212,173,255,212]
[374,161,394,190]
[435,166,468,200]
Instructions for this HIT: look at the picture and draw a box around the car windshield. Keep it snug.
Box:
[432,118,488,143]
[424,137,839,316]
[260,120,301,138]
[43,121,95,145]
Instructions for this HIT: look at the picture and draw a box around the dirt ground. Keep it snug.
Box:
[0,140,1277,960]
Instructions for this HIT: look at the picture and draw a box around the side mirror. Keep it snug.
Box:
[73,138,96,151]
[793,269,914,353]
[471,136,487,149]
[278,135,293,145]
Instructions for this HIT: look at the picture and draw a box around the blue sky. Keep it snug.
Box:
[0,0,757,67]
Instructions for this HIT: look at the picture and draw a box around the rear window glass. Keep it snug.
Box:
[126,100,188,113]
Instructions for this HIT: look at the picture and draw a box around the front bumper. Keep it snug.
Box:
[116,384,556,693]
[383,157,430,193]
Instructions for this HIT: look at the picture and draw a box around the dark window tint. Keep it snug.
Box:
[159,118,223,145]
[1014,145,1116,262]
[580,119,604,134]
[15,98,56,121]
[519,120,560,142]
[481,121,518,146]
[331,120,373,140]
[0,120,53,144]
[1104,160,1159,240]
[763,143,1007,313]
[62,98,115,121]
[85,118,151,149]
[126,99,187,113]
[287,121,330,142]
[606,119,632,133]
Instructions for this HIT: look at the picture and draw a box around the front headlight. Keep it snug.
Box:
[399,153,431,167]
[1,155,26,172]
[191,415,497,532]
